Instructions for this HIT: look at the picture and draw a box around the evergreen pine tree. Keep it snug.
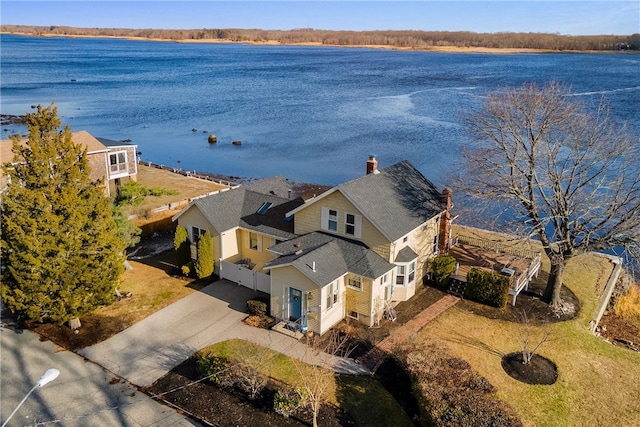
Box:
[1,104,126,325]
[194,230,214,279]
[173,225,191,268]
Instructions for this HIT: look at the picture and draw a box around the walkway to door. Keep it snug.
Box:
[357,294,460,372]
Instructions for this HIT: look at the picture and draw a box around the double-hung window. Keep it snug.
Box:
[249,232,259,251]
[396,265,405,285]
[396,261,416,286]
[321,207,338,232]
[344,212,362,238]
[109,151,128,177]
[347,274,363,290]
[326,281,338,309]
[191,226,206,243]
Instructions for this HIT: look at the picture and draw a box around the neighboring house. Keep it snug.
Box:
[0,130,138,196]
[174,156,453,335]
[266,156,453,333]
[172,177,305,283]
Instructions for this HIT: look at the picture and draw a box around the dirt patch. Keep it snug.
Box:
[501,353,558,385]
[148,356,352,427]
[598,313,640,351]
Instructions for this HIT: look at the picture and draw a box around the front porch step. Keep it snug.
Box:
[272,321,304,340]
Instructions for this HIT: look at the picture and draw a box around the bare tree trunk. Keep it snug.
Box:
[543,261,565,307]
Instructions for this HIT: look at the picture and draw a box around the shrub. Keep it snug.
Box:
[431,255,457,287]
[196,354,231,386]
[195,230,214,279]
[181,261,194,277]
[114,180,178,206]
[247,299,268,315]
[174,225,191,268]
[465,268,510,308]
[273,388,303,418]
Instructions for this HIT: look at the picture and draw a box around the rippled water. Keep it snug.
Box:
[2,34,638,186]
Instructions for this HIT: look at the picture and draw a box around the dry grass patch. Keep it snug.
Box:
[421,252,640,427]
[121,164,232,219]
[614,285,640,329]
[31,250,209,350]
[104,251,207,324]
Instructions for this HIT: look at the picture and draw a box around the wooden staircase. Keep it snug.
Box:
[447,277,467,298]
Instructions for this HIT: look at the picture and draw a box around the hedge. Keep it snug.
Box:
[464,268,511,308]
[431,255,457,287]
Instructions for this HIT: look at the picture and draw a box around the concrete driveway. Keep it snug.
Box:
[0,322,197,427]
[79,280,368,388]
[79,280,259,387]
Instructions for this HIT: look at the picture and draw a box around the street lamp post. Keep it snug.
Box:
[1,368,60,427]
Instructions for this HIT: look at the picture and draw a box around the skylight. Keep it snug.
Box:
[257,202,272,215]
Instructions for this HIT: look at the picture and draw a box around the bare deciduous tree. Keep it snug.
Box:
[512,310,552,364]
[294,330,355,427]
[458,82,640,308]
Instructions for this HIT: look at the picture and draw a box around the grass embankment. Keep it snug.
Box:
[422,252,640,427]
[200,339,414,426]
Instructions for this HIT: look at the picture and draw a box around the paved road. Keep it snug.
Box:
[0,321,198,427]
[80,280,368,388]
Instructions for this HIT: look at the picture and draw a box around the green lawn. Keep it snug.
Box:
[200,339,414,426]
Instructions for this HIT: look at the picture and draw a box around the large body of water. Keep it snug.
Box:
[1,34,638,187]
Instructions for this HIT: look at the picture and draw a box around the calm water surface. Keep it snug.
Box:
[1,34,638,187]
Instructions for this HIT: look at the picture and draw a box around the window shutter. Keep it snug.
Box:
[321,207,329,231]
[354,214,362,238]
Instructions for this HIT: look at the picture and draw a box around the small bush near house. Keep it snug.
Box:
[430,255,457,287]
[195,230,214,279]
[197,354,232,387]
[273,387,304,417]
[174,225,191,268]
[404,343,522,427]
[181,261,195,278]
[247,299,268,315]
[465,268,510,308]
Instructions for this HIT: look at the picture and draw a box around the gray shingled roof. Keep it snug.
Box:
[187,176,303,240]
[337,161,445,242]
[395,246,418,263]
[266,232,395,286]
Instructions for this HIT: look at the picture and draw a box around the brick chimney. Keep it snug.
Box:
[366,155,379,175]
[438,188,453,254]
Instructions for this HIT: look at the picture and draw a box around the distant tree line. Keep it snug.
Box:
[3,25,639,51]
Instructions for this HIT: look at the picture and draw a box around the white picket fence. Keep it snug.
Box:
[220,260,270,293]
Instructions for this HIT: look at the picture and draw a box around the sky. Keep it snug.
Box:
[1,1,638,36]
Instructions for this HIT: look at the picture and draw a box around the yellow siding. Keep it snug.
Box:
[177,206,223,261]
[388,216,440,302]
[237,229,277,272]
[293,190,391,256]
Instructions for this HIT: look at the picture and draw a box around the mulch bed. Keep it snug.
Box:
[597,312,640,351]
[147,356,352,427]
[501,352,558,385]
[453,276,581,324]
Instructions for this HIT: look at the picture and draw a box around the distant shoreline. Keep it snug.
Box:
[1,31,623,55]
